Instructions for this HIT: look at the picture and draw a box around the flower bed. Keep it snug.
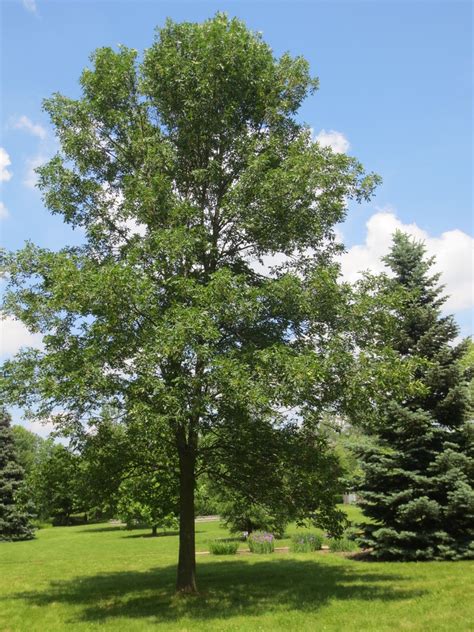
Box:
[248,531,275,554]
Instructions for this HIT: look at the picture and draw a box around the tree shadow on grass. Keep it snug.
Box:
[123,531,180,539]
[9,558,426,626]
[78,527,200,537]
[78,526,126,534]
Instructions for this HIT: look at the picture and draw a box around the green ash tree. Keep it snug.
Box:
[357,232,473,560]
[1,15,380,591]
[0,409,35,541]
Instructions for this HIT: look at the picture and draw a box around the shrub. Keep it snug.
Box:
[209,539,239,555]
[248,531,275,554]
[329,537,359,552]
[291,532,323,553]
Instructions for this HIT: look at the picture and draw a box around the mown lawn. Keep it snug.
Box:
[1,506,472,631]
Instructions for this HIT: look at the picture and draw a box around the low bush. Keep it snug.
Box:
[329,537,359,552]
[248,531,275,554]
[291,532,323,553]
[209,539,239,555]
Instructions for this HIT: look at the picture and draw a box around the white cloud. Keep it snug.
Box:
[0,315,43,357]
[0,201,9,220]
[248,252,289,276]
[22,0,37,13]
[315,129,350,154]
[0,147,13,182]
[12,115,46,140]
[24,154,45,189]
[22,419,56,438]
[340,210,474,312]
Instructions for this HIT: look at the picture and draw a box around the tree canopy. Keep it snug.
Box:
[1,14,386,591]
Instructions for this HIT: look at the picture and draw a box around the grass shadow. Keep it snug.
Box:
[9,558,426,626]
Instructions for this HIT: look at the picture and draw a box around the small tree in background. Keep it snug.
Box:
[0,408,35,541]
[31,443,83,525]
[357,232,473,560]
[218,496,289,538]
[11,426,45,476]
[117,469,179,536]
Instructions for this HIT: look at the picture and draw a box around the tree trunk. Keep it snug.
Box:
[176,439,197,593]
[151,524,158,537]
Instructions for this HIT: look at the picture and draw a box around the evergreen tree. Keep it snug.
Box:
[357,232,473,560]
[0,409,35,541]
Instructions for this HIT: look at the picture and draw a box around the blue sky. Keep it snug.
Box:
[0,0,472,431]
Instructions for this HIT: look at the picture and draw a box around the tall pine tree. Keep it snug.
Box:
[0,408,35,541]
[357,232,473,560]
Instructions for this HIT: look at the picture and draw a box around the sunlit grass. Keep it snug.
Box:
[1,506,472,631]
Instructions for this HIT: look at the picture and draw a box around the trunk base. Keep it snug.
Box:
[176,584,199,596]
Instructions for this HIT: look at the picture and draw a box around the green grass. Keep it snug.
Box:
[1,506,473,631]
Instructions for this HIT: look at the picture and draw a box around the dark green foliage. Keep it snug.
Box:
[31,443,83,525]
[219,497,289,539]
[357,232,473,560]
[77,412,180,533]
[207,423,348,539]
[0,409,35,541]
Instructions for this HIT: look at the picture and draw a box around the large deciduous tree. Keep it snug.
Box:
[357,232,473,560]
[1,15,380,591]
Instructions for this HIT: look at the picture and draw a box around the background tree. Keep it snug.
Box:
[1,14,381,592]
[218,496,289,538]
[77,410,180,523]
[356,232,473,560]
[30,443,83,525]
[117,469,179,536]
[0,409,35,541]
[11,426,45,476]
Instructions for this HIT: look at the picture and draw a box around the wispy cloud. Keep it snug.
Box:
[22,0,37,14]
[24,154,46,189]
[0,148,13,182]
[0,202,9,220]
[315,129,350,154]
[0,315,43,357]
[12,115,46,140]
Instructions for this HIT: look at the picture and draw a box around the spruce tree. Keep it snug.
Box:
[357,231,473,560]
[0,408,35,541]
